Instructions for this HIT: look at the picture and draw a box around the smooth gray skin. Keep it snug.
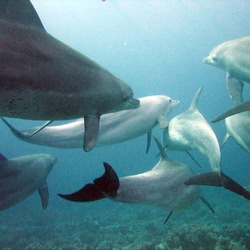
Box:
[204,36,250,104]
[112,139,200,212]
[0,153,56,211]
[221,110,250,154]
[0,0,139,151]
[163,88,221,172]
[2,96,179,151]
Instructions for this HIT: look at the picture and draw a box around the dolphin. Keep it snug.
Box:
[0,0,139,152]
[58,137,214,223]
[204,36,250,104]
[163,88,250,200]
[220,110,250,154]
[0,152,56,211]
[212,100,250,122]
[1,95,179,153]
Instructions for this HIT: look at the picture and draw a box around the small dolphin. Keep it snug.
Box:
[204,36,250,104]
[212,100,250,122]
[163,88,250,200]
[0,153,56,211]
[0,0,139,152]
[58,137,214,223]
[220,110,250,154]
[1,95,179,153]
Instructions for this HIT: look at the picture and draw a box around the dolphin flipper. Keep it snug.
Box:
[199,195,215,214]
[38,181,49,209]
[0,0,45,30]
[212,100,250,122]
[58,162,120,202]
[28,120,54,138]
[220,133,231,149]
[83,115,100,152]
[226,74,243,104]
[146,131,152,154]
[185,171,250,200]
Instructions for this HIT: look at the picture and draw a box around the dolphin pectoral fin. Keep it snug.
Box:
[146,131,152,154]
[83,115,100,152]
[58,183,106,202]
[28,120,54,138]
[226,74,243,104]
[164,211,173,225]
[38,181,49,209]
[220,133,230,149]
[212,100,250,122]
[1,117,29,139]
[199,195,215,214]
[185,171,250,200]
[58,162,120,202]
[185,151,202,169]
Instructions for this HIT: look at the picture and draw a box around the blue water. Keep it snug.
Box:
[0,1,250,249]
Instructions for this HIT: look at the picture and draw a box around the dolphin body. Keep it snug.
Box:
[163,88,250,200]
[204,36,250,105]
[1,95,179,152]
[58,138,214,223]
[220,110,250,154]
[0,153,56,211]
[0,0,139,152]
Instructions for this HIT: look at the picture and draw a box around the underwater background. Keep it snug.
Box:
[0,0,250,249]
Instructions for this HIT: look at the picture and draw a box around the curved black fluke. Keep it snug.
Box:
[185,171,250,200]
[58,162,120,202]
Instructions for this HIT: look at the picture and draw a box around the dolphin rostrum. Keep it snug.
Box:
[163,88,250,200]
[58,137,214,223]
[0,152,56,211]
[204,36,250,104]
[0,0,139,151]
[1,95,179,153]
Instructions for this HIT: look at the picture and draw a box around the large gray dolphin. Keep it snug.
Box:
[1,95,179,152]
[220,110,250,154]
[212,100,250,122]
[0,152,56,211]
[58,137,214,223]
[204,36,250,104]
[0,0,139,152]
[163,88,250,200]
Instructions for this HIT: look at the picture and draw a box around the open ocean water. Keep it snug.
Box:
[0,1,250,249]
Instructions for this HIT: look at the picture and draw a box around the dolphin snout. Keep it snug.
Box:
[203,55,213,64]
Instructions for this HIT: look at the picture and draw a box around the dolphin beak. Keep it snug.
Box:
[172,99,180,108]
[203,56,212,64]
[128,97,140,109]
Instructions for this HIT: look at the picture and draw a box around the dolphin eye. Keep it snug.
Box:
[169,99,172,103]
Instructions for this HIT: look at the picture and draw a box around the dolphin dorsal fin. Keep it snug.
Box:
[0,153,7,162]
[153,136,169,160]
[0,0,45,31]
[188,88,203,111]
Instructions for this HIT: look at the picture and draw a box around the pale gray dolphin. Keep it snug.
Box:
[0,0,139,152]
[58,137,214,223]
[163,88,250,200]
[220,110,250,154]
[1,95,179,153]
[204,36,250,104]
[212,100,250,122]
[0,152,56,211]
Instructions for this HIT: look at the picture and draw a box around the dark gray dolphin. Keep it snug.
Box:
[0,0,139,151]
[0,152,56,211]
[58,138,214,223]
[1,95,179,153]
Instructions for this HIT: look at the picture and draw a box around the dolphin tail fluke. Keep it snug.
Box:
[58,162,120,202]
[185,171,250,200]
[38,181,49,209]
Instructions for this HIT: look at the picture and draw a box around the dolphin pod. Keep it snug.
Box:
[163,88,250,200]
[0,152,56,211]
[58,137,214,223]
[1,95,179,153]
[0,0,139,152]
[204,36,250,105]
